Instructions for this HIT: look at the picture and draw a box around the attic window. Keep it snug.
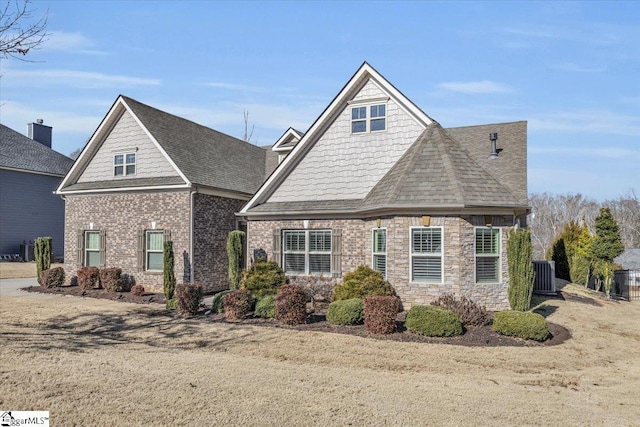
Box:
[114,153,136,176]
[351,103,386,134]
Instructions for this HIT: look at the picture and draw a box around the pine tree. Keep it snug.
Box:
[34,237,52,285]
[572,220,594,286]
[591,208,624,297]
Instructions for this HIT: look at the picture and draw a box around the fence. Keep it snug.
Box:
[613,270,640,301]
[533,260,556,294]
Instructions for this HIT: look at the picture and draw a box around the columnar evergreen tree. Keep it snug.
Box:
[34,236,52,285]
[507,229,535,311]
[591,207,624,297]
[572,220,594,287]
[226,230,245,290]
[163,241,176,303]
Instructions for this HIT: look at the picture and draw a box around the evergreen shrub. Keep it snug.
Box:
[507,229,535,311]
[405,305,463,337]
[326,298,364,325]
[77,267,100,290]
[275,285,307,325]
[363,296,399,334]
[223,289,253,321]
[226,231,245,290]
[254,294,277,319]
[34,237,52,286]
[332,265,395,301]
[211,290,232,314]
[240,260,287,298]
[130,284,145,296]
[176,282,202,315]
[40,267,65,288]
[492,310,549,341]
[100,267,124,292]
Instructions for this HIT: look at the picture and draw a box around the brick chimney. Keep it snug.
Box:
[27,119,52,148]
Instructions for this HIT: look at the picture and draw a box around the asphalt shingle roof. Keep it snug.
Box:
[121,96,268,195]
[362,124,525,209]
[0,124,74,176]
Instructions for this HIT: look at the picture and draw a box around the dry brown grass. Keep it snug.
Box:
[1,285,639,426]
[0,262,64,279]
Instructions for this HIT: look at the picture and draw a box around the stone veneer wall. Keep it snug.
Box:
[192,193,246,293]
[64,191,191,293]
[248,215,514,311]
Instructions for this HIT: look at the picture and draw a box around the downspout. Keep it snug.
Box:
[190,189,196,284]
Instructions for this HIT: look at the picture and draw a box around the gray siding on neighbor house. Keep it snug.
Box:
[0,169,66,257]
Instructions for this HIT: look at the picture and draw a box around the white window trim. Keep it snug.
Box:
[409,226,444,284]
[372,228,387,279]
[145,230,164,272]
[474,227,502,284]
[350,101,387,135]
[114,152,137,177]
[282,229,332,276]
[84,230,100,267]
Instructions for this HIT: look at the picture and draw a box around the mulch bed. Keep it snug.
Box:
[22,284,571,347]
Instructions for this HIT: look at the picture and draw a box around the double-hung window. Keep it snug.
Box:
[411,227,443,283]
[283,230,331,275]
[475,227,500,283]
[114,153,136,176]
[351,103,386,133]
[85,231,101,267]
[372,229,387,278]
[145,230,164,271]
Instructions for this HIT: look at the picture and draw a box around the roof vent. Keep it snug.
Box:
[489,132,500,159]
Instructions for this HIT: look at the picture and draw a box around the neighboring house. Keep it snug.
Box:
[240,63,529,310]
[56,96,276,293]
[0,122,74,259]
[615,249,640,270]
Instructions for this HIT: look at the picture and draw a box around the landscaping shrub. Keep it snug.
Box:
[363,296,399,334]
[34,237,52,286]
[431,294,489,326]
[175,282,202,315]
[224,289,253,321]
[405,305,464,337]
[507,229,534,311]
[275,285,307,325]
[240,260,287,298]
[77,267,100,290]
[326,298,364,325]
[40,267,65,288]
[211,290,232,314]
[227,230,245,290]
[492,310,550,341]
[100,267,124,292]
[166,298,178,310]
[332,265,395,301]
[254,294,277,319]
[130,284,145,296]
[163,241,176,301]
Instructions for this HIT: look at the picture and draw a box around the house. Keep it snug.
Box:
[0,122,74,260]
[56,96,277,293]
[239,63,529,310]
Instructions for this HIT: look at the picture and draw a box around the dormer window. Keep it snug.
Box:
[351,103,386,134]
[114,153,136,176]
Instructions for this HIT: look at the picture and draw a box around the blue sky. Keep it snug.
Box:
[1,1,638,201]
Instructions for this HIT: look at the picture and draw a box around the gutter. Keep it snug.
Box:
[190,188,196,284]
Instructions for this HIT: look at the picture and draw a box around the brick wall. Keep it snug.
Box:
[64,191,190,292]
[247,214,514,311]
[193,193,246,293]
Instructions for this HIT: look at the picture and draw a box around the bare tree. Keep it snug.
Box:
[243,110,254,143]
[0,0,48,59]
[69,147,82,160]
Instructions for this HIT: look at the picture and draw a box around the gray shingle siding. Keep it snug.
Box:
[0,169,66,257]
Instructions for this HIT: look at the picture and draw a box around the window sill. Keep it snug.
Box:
[145,270,163,275]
